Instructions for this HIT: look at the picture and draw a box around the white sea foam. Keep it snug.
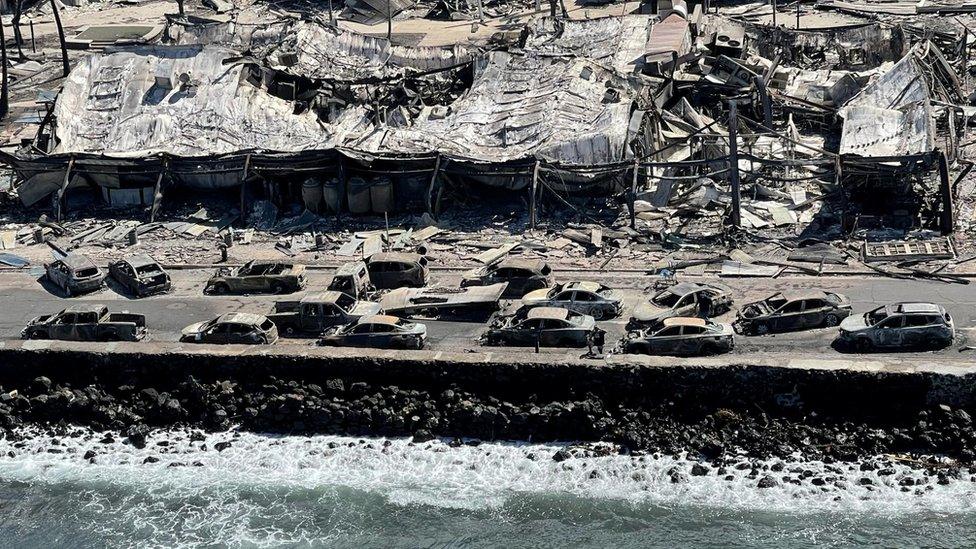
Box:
[0,427,972,516]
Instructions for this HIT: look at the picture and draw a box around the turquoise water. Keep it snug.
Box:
[0,430,971,548]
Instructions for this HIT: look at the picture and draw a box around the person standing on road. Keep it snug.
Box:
[698,292,713,319]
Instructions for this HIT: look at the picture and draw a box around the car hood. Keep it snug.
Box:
[461,267,487,280]
[181,322,207,337]
[632,302,673,322]
[840,315,869,331]
[521,288,551,302]
[350,302,382,317]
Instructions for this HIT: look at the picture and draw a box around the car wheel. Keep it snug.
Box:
[824,314,840,328]
[212,283,229,295]
[284,326,296,337]
[754,322,769,336]
[854,337,873,353]
[412,338,424,350]
[63,286,72,297]
[591,309,605,321]
[271,282,286,294]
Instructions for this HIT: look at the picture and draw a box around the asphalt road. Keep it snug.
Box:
[2,268,975,361]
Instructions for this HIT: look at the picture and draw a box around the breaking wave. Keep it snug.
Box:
[0,428,974,547]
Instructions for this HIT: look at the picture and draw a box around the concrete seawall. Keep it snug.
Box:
[2,340,975,421]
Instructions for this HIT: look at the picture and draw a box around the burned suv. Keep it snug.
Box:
[838,302,954,351]
[109,254,172,297]
[44,254,105,296]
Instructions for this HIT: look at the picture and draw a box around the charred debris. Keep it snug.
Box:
[1,0,976,276]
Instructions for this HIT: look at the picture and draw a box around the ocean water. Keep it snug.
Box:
[0,429,972,548]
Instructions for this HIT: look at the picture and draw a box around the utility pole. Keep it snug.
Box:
[387,0,392,41]
[0,19,8,122]
[50,0,69,77]
[771,0,777,26]
[796,0,801,30]
[728,100,742,228]
[12,0,24,61]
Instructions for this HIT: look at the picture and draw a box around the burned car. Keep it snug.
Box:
[366,253,429,290]
[838,302,954,351]
[620,317,734,356]
[44,253,105,296]
[627,282,732,330]
[318,315,427,349]
[205,261,306,295]
[267,291,381,337]
[22,304,148,342]
[180,312,279,344]
[379,283,508,320]
[461,258,554,298]
[328,261,374,300]
[483,306,605,348]
[736,291,852,335]
[108,254,172,297]
[521,281,622,320]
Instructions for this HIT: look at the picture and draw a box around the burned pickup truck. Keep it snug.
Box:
[266,291,381,337]
[22,305,148,342]
[205,261,306,295]
[378,283,508,320]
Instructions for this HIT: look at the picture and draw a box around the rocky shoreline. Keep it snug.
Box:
[1,372,975,476]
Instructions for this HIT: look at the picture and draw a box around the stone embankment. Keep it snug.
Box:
[0,341,975,465]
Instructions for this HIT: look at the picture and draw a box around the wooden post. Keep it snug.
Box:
[629,156,639,229]
[426,154,441,214]
[753,74,772,128]
[240,154,251,220]
[938,151,954,235]
[56,156,75,222]
[387,0,393,41]
[771,0,776,26]
[796,0,801,30]
[728,101,741,228]
[963,28,970,88]
[29,19,35,53]
[529,160,540,230]
[50,0,69,77]
[150,158,168,221]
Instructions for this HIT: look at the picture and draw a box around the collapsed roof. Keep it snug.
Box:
[838,42,960,158]
[52,45,365,157]
[352,51,643,165]
[520,15,654,74]
[169,17,475,82]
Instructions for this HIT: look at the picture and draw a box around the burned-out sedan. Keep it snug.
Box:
[521,281,622,320]
[627,282,733,330]
[44,253,105,296]
[736,291,852,335]
[461,258,554,298]
[318,315,427,349]
[483,307,605,349]
[180,313,279,345]
[619,317,734,356]
[366,253,429,290]
[109,254,172,297]
[838,302,954,351]
[205,261,306,295]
